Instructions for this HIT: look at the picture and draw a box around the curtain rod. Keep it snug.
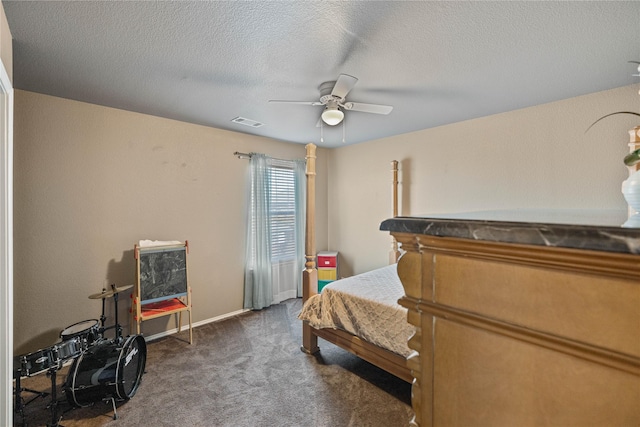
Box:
[234,151,305,163]
[233,151,252,159]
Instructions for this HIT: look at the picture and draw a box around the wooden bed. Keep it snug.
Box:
[301,133,640,426]
[299,143,412,383]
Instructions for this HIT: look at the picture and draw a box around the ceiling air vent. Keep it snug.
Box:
[231,117,264,128]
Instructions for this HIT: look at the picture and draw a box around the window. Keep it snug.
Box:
[244,154,305,309]
[268,160,297,262]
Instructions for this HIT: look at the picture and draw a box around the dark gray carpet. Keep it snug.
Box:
[13,298,412,427]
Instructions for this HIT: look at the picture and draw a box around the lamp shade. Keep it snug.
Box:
[321,107,344,126]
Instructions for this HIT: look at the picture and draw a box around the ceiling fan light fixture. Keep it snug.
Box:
[321,106,344,126]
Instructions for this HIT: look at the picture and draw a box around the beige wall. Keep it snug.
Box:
[328,84,640,276]
[13,90,328,353]
[14,84,639,352]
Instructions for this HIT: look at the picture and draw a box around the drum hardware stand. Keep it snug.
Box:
[104,396,118,420]
[14,371,50,427]
[99,287,108,332]
[92,283,128,345]
[78,395,119,421]
[45,366,64,427]
[112,285,123,343]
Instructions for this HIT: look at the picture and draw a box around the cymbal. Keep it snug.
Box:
[88,284,134,299]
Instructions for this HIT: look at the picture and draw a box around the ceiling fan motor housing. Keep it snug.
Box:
[318,81,337,97]
[320,94,342,105]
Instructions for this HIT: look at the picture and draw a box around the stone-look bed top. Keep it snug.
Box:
[380,209,640,255]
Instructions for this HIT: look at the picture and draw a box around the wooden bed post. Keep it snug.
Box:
[298,150,412,382]
[301,143,319,354]
[389,160,401,264]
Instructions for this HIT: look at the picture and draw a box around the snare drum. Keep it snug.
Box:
[60,319,100,349]
[66,334,147,407]
[20,347,55,376]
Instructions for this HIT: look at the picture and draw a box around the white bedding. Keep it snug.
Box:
[298,264,414,357]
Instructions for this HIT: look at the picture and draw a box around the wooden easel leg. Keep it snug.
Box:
[188,309,193,344]
[177,312,182,334]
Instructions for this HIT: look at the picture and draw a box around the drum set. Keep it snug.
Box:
[13,284,147,427]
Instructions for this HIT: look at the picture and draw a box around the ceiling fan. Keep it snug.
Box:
[269,74,393,126]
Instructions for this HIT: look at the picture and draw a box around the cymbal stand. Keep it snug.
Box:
[113,289,123,343]
[98,284,123,344]
[99,289,107,333]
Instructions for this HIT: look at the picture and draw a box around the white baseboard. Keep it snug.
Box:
[143,308,251,342]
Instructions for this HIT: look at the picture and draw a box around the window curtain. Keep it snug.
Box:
[244,154,272,310]
[243,155,306,310]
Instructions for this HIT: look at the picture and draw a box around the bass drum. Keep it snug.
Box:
[66,335,146,407]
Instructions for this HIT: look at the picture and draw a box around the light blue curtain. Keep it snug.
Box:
[244,154,273,310]
[244,154,306,310]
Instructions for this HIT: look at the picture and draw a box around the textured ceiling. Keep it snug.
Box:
[3,1,640,148]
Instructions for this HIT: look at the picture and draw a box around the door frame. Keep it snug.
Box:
[0,57,14,426]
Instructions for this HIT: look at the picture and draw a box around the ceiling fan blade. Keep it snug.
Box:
[268,100,323,106]
[343,102,393,115]
[331,74,358,99]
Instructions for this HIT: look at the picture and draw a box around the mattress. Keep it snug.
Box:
[298,264,413,357]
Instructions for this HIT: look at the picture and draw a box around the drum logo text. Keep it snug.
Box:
[125,347,138,367]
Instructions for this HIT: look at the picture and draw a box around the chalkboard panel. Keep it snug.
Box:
[138,246,187,304]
